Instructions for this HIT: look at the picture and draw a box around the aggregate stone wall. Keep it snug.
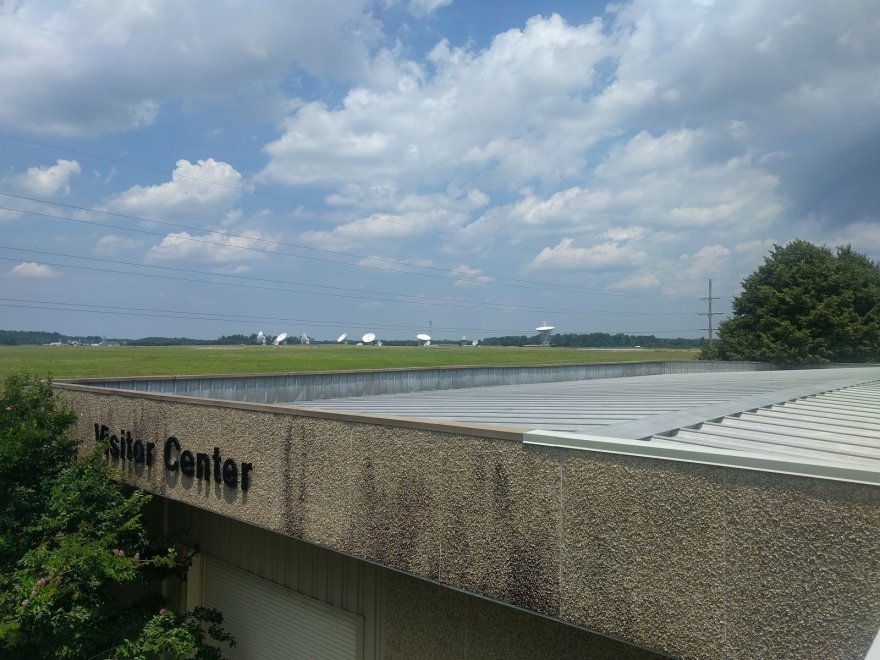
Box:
[59,386,880,660]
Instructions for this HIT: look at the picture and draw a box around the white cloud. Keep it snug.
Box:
[406,0,453,17]
[679,244,732,280]
[528,238,647,271]
[95,234,143,255]
[0,1,380,135]
[104,159,243,217]
[451,264,492,287]
[15,160,81,196]
[610,272,661,290]
[11,262,59,278]
[146,229,275,263]
[300,189,477,250]
[260,14,609,188]
[356,255,435,273]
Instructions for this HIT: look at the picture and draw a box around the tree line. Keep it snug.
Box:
[479,333,702,348]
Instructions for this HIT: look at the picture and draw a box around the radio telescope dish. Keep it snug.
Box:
[273,332,288,346]
[536,321,554,347]
[256,331,266,345]
[337,333,348,343]
[472,339,479,346]
[416,333,431,341]
[362,332,376,344]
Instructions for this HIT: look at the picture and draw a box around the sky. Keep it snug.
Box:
[1,0,878,342]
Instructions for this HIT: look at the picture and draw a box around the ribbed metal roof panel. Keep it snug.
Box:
[293,366,880,438]
[650,378,880,468]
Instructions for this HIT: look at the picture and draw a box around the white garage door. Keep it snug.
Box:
[203,556,363,660]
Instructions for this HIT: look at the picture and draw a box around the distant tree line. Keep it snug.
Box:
[0,330,104,346]
[479,332,702,348]
[1,330,702,349]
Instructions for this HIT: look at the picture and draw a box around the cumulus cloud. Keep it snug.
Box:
[145,229,275,263]
[356,255,435,273]
[0,1,380,135]
[528,238,647,271]
[259,14,609,188]
[300,189,478,250]
[11,262,59,278]
[15,160,81,196]
[254,1,878,294]
[94,234,144,255]
[406,0,453,17]
[610,272,661,290]
[103,159,243,217]
[451,264,492,287]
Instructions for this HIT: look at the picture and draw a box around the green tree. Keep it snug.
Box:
[718,240,880,365]
[0,374,234,659]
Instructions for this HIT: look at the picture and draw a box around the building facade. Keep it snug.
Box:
[55,362,880,659]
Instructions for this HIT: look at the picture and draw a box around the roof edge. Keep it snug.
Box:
[524,430,880,486]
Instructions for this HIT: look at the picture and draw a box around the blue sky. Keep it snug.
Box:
[1,0,878,341]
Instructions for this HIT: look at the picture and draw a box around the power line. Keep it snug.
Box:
[0,132,540,256]
[0,246,709,317]
[0,195,702,300]
[0,299,705,336]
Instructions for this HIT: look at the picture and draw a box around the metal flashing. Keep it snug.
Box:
[523,430,880,486]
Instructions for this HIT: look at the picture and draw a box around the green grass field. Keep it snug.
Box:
[0,344,698,379]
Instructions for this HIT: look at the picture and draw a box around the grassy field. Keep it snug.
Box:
[0,344,698,379]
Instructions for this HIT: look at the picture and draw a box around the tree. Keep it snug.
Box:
[0,374,234,659]
[718,240,880,365]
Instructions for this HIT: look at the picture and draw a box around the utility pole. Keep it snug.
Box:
[701,279,721,340]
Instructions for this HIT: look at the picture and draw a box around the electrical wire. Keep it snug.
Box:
[0,300,705,336]
[0,132,539,256]
[0,246,711,317]
[0,190,702,300]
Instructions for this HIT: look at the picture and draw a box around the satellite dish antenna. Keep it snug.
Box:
[300,333,310,345]
[417,333,431,346]
[362,332,376,344]
[337,333,348,344]
[256,331,266,345]
[472,339,479,347]
[273,332,288,346]
[536,321,555,347]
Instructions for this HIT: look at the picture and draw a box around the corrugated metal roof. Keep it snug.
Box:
[293,366,880,433]
[293,366,880,475]
[650,380,880,469]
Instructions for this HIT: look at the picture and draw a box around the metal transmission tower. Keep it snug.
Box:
[701,279,722,340]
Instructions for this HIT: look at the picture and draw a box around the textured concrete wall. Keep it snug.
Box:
[59,387,880,659]
[382,570,664,660]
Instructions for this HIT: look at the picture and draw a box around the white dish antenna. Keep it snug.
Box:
[300,333,310,345]
[256,330,266,345]
[337,333,348,343]
[472,339,479,346]
[416,333,431,341]
[273,332,288,346]
[362,332,376,344]
[536,321,554,347]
